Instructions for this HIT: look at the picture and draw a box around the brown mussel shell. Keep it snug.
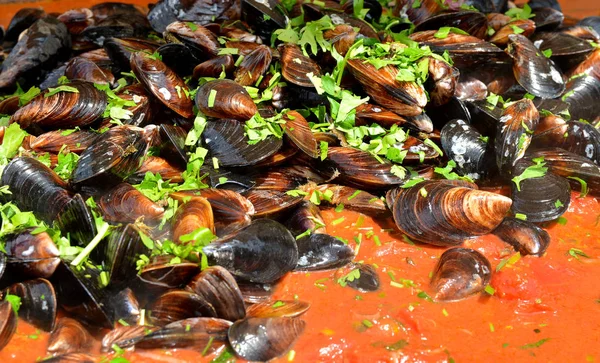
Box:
[234,45,272,86]
[415,11,489,39]
[195,79,258,121]
[47,317,93,356]
[11,81,107,132]
[101,325,160,352]
[98,224,149,287]
[149,289,218,326]
[31,130,99,154]
[3,228,60,279]
[193,55,235,79]
[130,52,193,118]
[228,317,306,361]
[64,57,115,85]
[279,44,322,88]
[431,247,492,301]
[135,317,231,350]
[392,180,512,246]
[0,300,17,351]
[172,197,215,243]
[246,300,310,318]
[41,353,96,362]
[489,19,536,46]
[165,21,220,58]
[493,217,550,256]
[281,110,319,158]
[136,256,200,298]
[98,183,164,225]
[128,156,183,184]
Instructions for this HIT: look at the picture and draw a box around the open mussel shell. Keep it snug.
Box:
[101,325,159,352]
[281,110,318,158]
[103,37,159,71]
[47,317,93,356]
[171,189,255,237]
[317,147,407,189]
[243,170,307,217]
[173,197,215,243]
[510,158,570,223]
[149,289,218,326]
[489,19,536,46]
[135,317,231,351]
[347,59,426,117]
[507,34,565,99]
[279,43,321,88]
[165,21,220,58]
[31,130,99,154]
[529,148,600,196]
[532,120,600,165]
[430,248,491,302]
[2,228,60,279]
[228,317,306,361]
[98,183,164,225]
[203,219,298,283]
[64,57,115,86]
[562,75,600,123]
[4,278,57,332]
[201,119,282,167]
[285,201,326,234]
[0,300,17,351]
[530,32,593,70]
[495,99,539,175]
[241,0,287,40]
[441,119,493,180]
[493,218,550,256]
[193,55,235,79]
[195,79,258,120]
[97,224,148,287]
[313,184,389,216]
[50,261,113,329]
[295,234,355,271]
[246,300,310,318]
[70,125,150,188]
[414,11,488,39]
[186,266,246,322]
[235,45,272,86]
[11,81,107,131]
[136,255,200,299]
[392,180,512,246]
[0,17,71,90]
[130,52,193,118]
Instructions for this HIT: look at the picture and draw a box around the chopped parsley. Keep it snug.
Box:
[337,268,361,287]
[511,157,548,191]
[45,85,79,98]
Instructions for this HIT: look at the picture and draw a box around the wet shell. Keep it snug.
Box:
[31,130,98,154]
[101,325,159,351]
[130,52,193,118]
[193,55,235,79]
[195,79,258,120]
[98,224,149,287]
[414,11,489,39]
[431,248,492,301]
[489,19,536,46]
[295,233,355,271]
[173,197,215,243]
[392,180,512,246]
[507,34,565,99]
[165,21,220,58]
[47,317,93,356]
[246,300,310,318]
[64,57,115,85]
[562,75,600,123]
[279,44,322,88]
[128,156,183,184]
[10,81,107,131]
[0,301,17,351]
[441,119,492,180]
[281,110,318,158]
[135,318,231,350]
[3,228,60,279]
[150,290,218,326]
[234,45,272,86]
[228,317,306,361]
[492,218,550,256]
[6,278,57,332]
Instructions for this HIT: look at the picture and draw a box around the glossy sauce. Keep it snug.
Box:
[1,192,599,362]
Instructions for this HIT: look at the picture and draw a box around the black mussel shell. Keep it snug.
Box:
[165,21,220,58]
[392,180,512,246]
[295,234,355,271]
[4,278,56,332]
[510,158,570,222]
[441,119,493,180]
[2,228,60,279]
[186,266,246,322]
[159,124,189,167]
[0,17,70,89]
[136,255,200,298]
[149,289,218,326]
[203,219,298,283]
[578,16,600,36]
[341,263,380,292]
[431,248,492,301]
[464,99,501,137]
[157,42,202,76]
[97,224,149,287]
[0,300,17,351]
[562,75,600,123]
[241,0,287,40]
[70,125,150,188]
[313,184,389,216]
[402,0,446,26]
[98,183,164,225]
[507,34,565,99]
[495,99,539,175]
[493,218,550,256]
[50,261,113,329]
[529,0,561,11]
[201,119,282,167]
[237,280,276,304]
[11,81,107,131]
[103,37,159,71]
[285,201,326,235]
[281,110,318,158]
[426,96,471,130]
[195,79,258,121]
[4,8,46,42]
[80,13,150,46]
[228,317,306,361]
[46,317,93,356]
[136,317,231,350]
[57,8,94,35]
[107,288,141,326]
[246,300,310,318]
[31,130,99,154]
[532,7,564,31]
[531,32,593,71]
[130,52,194,118]
[414,11,488,39]
[532,120,600,165]
[243,170,306,217]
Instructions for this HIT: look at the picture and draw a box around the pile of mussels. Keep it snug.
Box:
[0,0,599,361]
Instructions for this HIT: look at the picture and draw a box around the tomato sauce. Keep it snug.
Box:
[1,192,599,362]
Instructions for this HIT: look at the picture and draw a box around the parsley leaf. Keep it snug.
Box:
[511,158,548,191]
[45,85,79,98]
[337,268,361,287]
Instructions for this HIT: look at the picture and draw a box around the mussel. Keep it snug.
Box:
[195,80,258,120]
[493,218,550,256]
[47,317,93,356]
[431,248,492,301]
[0,300,17,351]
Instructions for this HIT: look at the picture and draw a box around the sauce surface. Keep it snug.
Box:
[1,192,599,362]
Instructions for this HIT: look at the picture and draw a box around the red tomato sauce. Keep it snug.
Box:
[1,192,599,362]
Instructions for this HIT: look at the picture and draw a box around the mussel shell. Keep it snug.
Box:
[103,37,159,71]
[345,263,380,292]
[10,81,107,131]
[172,197,215,243]
[50,261,113,328]
[130,52,193,118]
[279,44,321,88]
[510,158,570,222]
[64,57,115,85]
[431,248,492,301]
[562,75,600,123]
[47,317,93,356]
[234,45,272,86]
[317,147,407,189]
[165,21,220,58]
[5,278,56,332]
[150,289,218,326]
[426,57,459,107]
[101,325,160,351]
[136,255,200,296]
[489,19,536,46]
[31,130,99,154]
[281,110,318,158]
[128,156,183,184]
[246,300,310,318]
[414,11,488,39]
[243,170,306,217]
[186,266,246,322]
[532,7,564,31]
[108,288,141,326]
[495,99,539,175]
[285,201,326,234]
[228,317,306,361]
[98,224,149,287]
[0,300,17,351]
[203,219,298,283]
[201,119,282,167]
[2,228,60,279]
[57,8,94,35]
[354,103,409,129]
[323,24,358,56]
[70,125,150,188]
[313,184,389,216]
[0,17,71,89]
[136,317,231,350]
[295,234,355,271]
[98,183,164,225]
[532,120,600,164]
[493,218,550,256]
[507,34,565,99]
[4,7,46,42]
[392,180,512,246]
[193,55,235,79]
[578,16,600,36]
[156,42,202,76]
[441,119,492,180]
[531,32,594,70]
[195,79,258,120]
[241,0,287,40]
[41,353,96,363]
